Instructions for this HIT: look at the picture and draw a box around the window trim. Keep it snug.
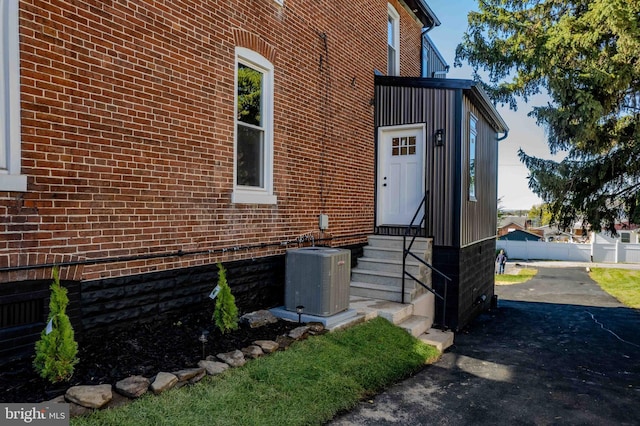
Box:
[232,47,276,205]
[387,3,400,76]
[0,0,26,192]
[468,113,478,201]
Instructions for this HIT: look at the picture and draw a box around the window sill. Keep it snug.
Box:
[232,190,277,205]
[0,174,27,192]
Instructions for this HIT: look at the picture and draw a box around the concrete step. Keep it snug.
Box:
[397,314,432,337]
[418,328,454,352]
[351,269,417,288]
[356,257,421,275]
[411,292,435,321]
[348,296,414,324]
[367,235,431,252]
[363,246,428,262]
[349,281,416,303]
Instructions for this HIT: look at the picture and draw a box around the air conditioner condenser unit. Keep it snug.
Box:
[285,247,351,317]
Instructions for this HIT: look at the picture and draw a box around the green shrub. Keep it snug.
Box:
[33,266,79,383]
[212,263,239,334]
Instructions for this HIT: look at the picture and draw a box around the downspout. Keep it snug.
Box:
[497,130,509,141]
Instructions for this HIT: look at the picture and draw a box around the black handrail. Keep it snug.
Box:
[402,191,451,330]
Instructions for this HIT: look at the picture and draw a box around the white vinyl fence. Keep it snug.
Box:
[497,239,640,264]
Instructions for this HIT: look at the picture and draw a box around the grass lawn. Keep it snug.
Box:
[71,317,440,426]
[495,268,538,285]
[589,268,640,309]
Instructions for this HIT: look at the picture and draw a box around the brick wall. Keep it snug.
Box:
[1,0,425,282]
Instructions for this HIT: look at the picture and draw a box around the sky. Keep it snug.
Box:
[426,0,561,210]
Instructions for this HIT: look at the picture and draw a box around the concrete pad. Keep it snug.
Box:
[269,306,359,329]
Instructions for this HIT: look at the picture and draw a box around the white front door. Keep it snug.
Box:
[377,125,425,226]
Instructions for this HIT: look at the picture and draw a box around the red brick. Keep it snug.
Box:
[2,0,425,280]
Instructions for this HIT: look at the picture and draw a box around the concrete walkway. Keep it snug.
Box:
[330,267,640,425]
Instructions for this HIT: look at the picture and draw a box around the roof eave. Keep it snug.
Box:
[403,0,441,28]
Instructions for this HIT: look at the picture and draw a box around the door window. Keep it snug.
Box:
[392,136,416,156]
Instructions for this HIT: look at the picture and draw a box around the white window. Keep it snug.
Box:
[0,0,26,192]
[232,47,276,205]
[469,114,477,201]
[421,36,430,78]
[387,3,400,76]
[620,232,630,244]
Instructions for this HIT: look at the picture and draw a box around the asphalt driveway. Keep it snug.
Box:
[330,267,640,425]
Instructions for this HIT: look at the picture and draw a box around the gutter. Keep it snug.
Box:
[406,0,441,29]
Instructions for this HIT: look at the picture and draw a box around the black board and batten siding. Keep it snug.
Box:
[460,95,500,246]
[374,76,508,329]
[375,82,456,246]
[375,76,504,248]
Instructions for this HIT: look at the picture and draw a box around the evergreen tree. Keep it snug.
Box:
[212,263,239,334]
[456,0,640,234]
[33,266,79,383]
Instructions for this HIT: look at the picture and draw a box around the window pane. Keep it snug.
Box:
[469,132,476,199]
[237,64,262,126]
[421,40,429,78]
[237,124,264,187]
[388,46,396,75]
[387,13,397,76]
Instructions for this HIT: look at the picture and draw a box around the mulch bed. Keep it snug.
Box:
[0,306,300,403]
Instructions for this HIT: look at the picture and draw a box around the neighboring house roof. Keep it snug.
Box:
[497,222,527,237]
[535,224,563,234]
[615,222,639,231]
[498,216,528,229]
[498,229,542,241]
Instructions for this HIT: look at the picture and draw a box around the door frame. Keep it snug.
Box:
[376,123,426,227]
